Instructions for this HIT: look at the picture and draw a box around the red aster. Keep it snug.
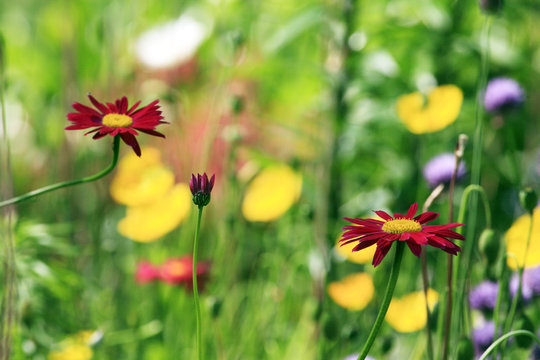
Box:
[65,94,167,156]
[340,203,465,267]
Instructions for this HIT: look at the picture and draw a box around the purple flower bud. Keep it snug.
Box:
[423,153,466,188]
[484,77,525,113]
[469,281,499,310]
[190,173,216,207]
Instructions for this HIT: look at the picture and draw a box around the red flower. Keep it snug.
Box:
[159,256,211,289]
[340,203,465,267]
[135,261,160,284]
[65,94,167,156]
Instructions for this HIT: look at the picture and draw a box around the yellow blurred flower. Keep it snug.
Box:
[241,165,302,222]
[110,147,175,206]
[335,236,377,264]
[48,344,92,360]
[385,289,439,333]
[117,183,192,242]
[328,273,374,310]
[505,208,540,269]
[397,85,463,134]
[48,330,99,360]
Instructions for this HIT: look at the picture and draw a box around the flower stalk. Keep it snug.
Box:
[356,241,405,360]
[0,135,121,209]
[189,172,215,360]
[192,205,204,360]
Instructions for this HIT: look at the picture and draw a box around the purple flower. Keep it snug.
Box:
[473,321,495,354]
[484,77,525,113]
[509,266,540,302]
[469,281,499,310]
[523,265,540,295]
[509,273,534,302]
[423,153,466,188]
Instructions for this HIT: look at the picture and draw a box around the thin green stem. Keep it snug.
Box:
[0,135,121,208]
[491,255,508,358]
[478,330,540,360]
[499,211,533,358]
[441,148,461,360]
[192,206,204,360]
[456,15,491,342]
[451,184,492,347]
[420,251,434,360]
[356,242,404,360]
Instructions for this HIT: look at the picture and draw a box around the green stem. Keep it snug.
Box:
[356,241,404,360]
[499,211,533,358]
[451,184,492,347]
[478,330,540,360]
[491,254,508,358]
[0,135,121,208]
[192,206,204,360]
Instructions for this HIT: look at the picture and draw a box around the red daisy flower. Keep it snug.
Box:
[340,203,465,267]
[65,94,167,156]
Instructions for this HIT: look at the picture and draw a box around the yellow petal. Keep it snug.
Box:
[328,273,374,311]
[110,147,175,206]
[385,289,439,333]
[397,85,463,134]
[117,184,192,242]
[505,208,540,269]
[242,165,302,222]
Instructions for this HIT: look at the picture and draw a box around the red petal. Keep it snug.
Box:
[120,133,141,157]
[406,240,422,257]
[352,239,378,252]
[414,211,439,224]
[409,232,428,245]
[374,210,393,221]
[372,240,393,267]
[343,217,384,226]
[405,203,418,218]
[88,94,110,114]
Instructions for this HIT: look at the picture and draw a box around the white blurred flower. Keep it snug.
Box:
[135,14,209,70]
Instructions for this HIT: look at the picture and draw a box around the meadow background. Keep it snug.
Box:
[1,0,540,359]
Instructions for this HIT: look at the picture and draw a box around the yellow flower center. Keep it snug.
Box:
[102,113,133,128]
[382,219,422,234]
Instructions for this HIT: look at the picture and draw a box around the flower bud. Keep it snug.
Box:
[478,229,499,266]
[190,173,215,207]
[519,187,538,215]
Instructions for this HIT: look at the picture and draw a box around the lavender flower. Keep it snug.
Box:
[423,153,466,188]
[510,273,534,302]
[473,321,495,354]
[523,265,540,295]
[470,281,499,310]
[484,77,525,113]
